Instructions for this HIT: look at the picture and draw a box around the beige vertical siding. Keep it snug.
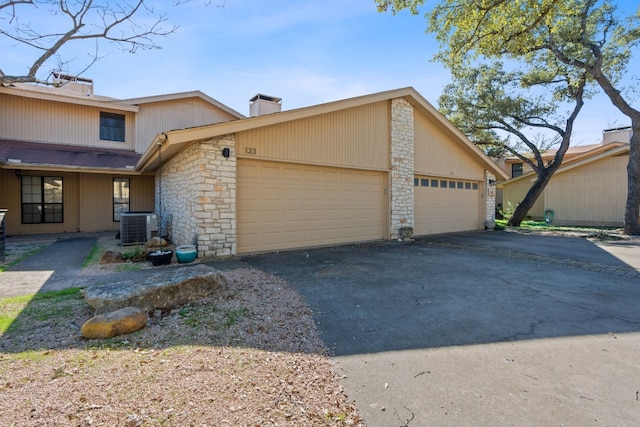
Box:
[130,175,156,212]
[0,169,79,234]
[0,170,155,234]
[545,155,628,226]
[134,98,239,153]
[0,169,24,234]
[501,177,545,219]
[1,93,135,150]
[78,174,155,232]
[236,102,390,170]
[414,113,485,179]
[78,174,113,232]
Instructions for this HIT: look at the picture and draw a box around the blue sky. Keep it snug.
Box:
[2,0,637,145]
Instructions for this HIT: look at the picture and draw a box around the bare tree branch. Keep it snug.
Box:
[0,0,179,84]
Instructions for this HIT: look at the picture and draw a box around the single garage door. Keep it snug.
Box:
[237,160,386,253]
[414,176,483,235]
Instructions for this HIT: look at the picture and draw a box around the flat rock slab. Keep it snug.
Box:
[81,264,227,315]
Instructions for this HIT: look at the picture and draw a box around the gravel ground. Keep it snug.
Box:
[0,267,363,426]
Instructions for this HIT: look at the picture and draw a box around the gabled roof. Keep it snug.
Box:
[0,83,138,112]
[136,87,509,180]
[120,90,245,119]
[498,142,629,187]
[1,84,245,119]
[504,143,608,163]
[0,139,141,174]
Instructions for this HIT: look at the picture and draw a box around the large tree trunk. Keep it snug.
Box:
[508,169,555,226]
[624,122,640,235]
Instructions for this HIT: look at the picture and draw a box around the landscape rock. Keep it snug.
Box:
[144,237,169,255]
[81,306,147,339]
[99,250,123,264]
[81,264,227,315]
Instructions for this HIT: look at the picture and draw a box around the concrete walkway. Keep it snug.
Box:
[2,236,98,297]
[0,233,177,298]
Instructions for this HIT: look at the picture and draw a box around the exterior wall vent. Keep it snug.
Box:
[250,93,282,117]
[120,212,158,245]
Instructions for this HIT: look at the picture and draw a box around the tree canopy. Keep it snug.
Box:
[377,0,640,234]
[440,58,587,226]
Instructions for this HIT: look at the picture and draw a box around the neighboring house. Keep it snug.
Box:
[501,126,633,179]
[135,87,509,256]
[498,127,632,226]
[0,74,243,236]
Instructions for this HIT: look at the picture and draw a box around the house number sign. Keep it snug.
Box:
[244,147,257,155]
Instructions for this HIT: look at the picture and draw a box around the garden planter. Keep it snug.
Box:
[148,250,173,266]
[175,245,197,263]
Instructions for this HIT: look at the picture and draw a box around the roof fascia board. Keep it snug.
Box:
[136,90,419,172]
[0,163,142,175]
[0,86,138,112]
[159,88,418,145]
[499,144,630,186]
[551,144,629,176]
[136,87,509,180]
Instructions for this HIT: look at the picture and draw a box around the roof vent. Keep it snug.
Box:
[250,93,282,117]
[52,73,94,96]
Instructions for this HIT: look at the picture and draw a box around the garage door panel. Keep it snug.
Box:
[414,179,482,236]
[238,160,385,253]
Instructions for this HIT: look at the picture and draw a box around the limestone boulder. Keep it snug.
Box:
[81,306,147,339]
[99,250,123,264]
[144,237,169,255]
[81,264,227,315]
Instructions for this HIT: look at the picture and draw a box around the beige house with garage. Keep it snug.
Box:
[499,135,631,227]
[0,75,243,236]
[136,87,508,256]
[1,80,507,255]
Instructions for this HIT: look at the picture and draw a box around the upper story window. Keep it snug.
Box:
[512,162,523,177]
[100,112,125,142]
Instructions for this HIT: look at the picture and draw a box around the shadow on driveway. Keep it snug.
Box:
[213,231,640,357]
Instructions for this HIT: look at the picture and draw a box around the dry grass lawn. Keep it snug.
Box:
[0,257,363,426]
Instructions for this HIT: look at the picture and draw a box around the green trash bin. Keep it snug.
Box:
[544,209,554,224]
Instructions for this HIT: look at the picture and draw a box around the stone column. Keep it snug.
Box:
[195,135,237,257]
[390,98,415,240]
[485,170,497,228]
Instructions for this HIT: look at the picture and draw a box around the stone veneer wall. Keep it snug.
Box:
[390,98,415,239]
[156,135,236,258]
[485,170,497,227]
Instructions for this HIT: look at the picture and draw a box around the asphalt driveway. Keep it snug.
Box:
[214,231,640,426]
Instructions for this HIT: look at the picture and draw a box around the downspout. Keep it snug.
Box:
[157,133,166,235]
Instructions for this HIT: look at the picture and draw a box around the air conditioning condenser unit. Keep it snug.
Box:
[120,212,158,245]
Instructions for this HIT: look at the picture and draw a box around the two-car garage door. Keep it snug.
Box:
[237,160,386,253]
